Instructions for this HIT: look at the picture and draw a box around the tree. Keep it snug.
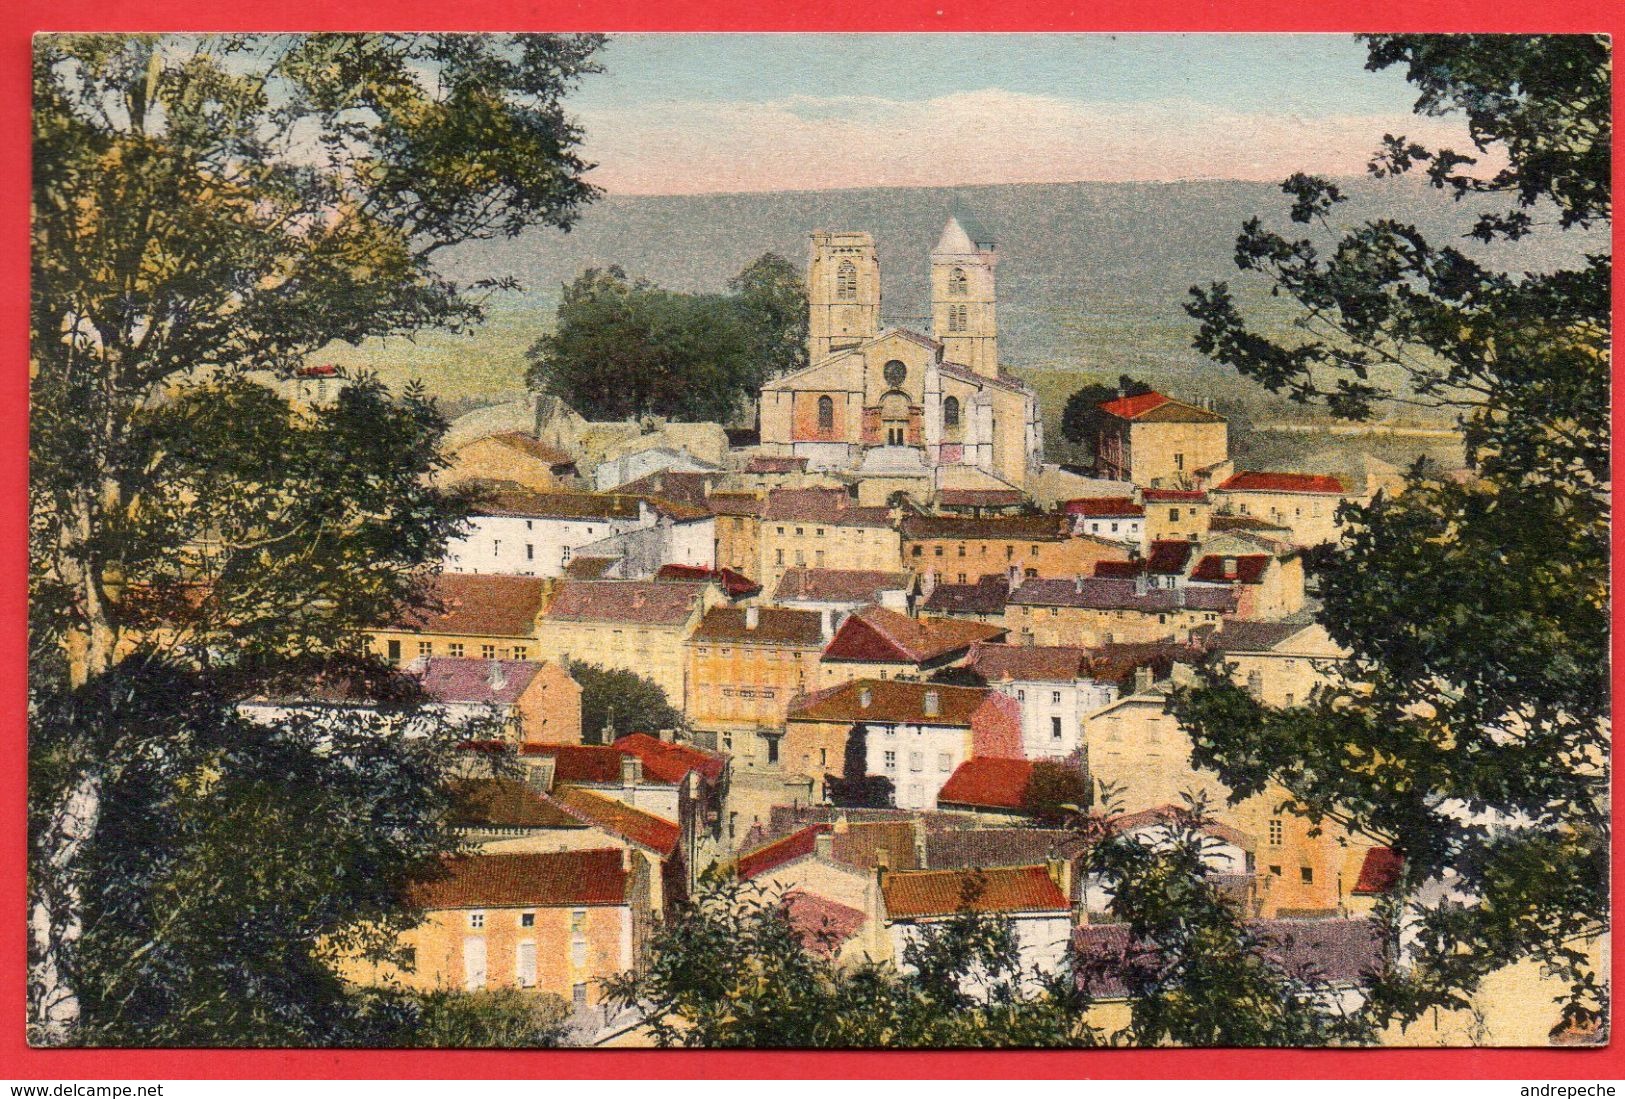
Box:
[30,32,604,1043]
[526,254,807,423]
[601,873,1096,1048]
[1179,34,1609,1036]
[566,660,684,744]
[1059,374,1153,468]
[1021,760,1092,824]
[355,988,572,1048]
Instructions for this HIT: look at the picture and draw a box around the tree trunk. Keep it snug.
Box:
[28,766,102,1045]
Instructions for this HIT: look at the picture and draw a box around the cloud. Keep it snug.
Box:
[575,88,1476,195]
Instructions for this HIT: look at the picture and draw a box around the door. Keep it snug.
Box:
[463,936,487,991]
[515,941,537,988]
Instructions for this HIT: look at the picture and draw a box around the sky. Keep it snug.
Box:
[569,34,1475,195]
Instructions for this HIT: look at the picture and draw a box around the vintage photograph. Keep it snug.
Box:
[27,32,1609,1049]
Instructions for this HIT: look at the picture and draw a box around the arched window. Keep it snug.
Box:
[817,394,834,431]
[949,267,968,296]
[836,260,857,301]
[943,396,960,428]
[947,304,968,333]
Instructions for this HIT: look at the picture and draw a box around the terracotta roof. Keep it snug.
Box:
[472,490,645,521]
[832,820,922,871]
[883,865,1069,920]
[517,744,635,785]
[736,824,831,880]
[900,513,1071,542]
[1089,640,1203,684]
[541,580,706,627]
[690,605,827,647]
[967,642,1092,683]
[936,758,1037,811]
[745,456,808,474]
[1140,489,1208,503]
[938,489,1025,508]
[1100,392,1224,423]
[1094,561,1141,579]
[1146,540,1196,575]
[550,786,679,857]
[762,487,892,527]
[922,575,1010,617]
[1099,392,1170,420]
[387,574,550,638]
[614,470,715,510]
[413,657,552,705]
[613,733,728,784]
[409,849,629,910]
[1218,471,1346,495]
[1065,497,1144,518]
[822,605,1006,665]
[1353,847,1403,895]
[1008,576,1236,614]
[297,363,340,378]
[775,568,910,604]
[707,492,765,517]
[656,564,761,598]
[783,890,867,953]
[471,431,575,468]
[1190,554,1271,584]
[787,678,988,727]
[449,778,583,830]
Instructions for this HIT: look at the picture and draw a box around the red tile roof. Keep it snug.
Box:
[1065,496,1144,518]
[762,487,892,527]
[562,555,619,579]
[832,820,922,871]
[775,568,910,605]
[1094,560,1141,579]
[613,733,727,784]
[1100,391,1224,423]
[882,865,1069,919]
[690,605,827,647]
[822,605,1006,665]
[656,564,761,598]
[1099,392,1171,419]
[541,580,706,627]
[550,786,679,857]
[788,679,988,727]
[387,574,550,638]
[736,824,832,880]
[297,363,340,378]
[449,778,584,830]
[936,758,1036,811]
[1353,847,1403,895]
[1190,554,1271,584]
[922,575,1011,617]
[414,657,553,705]
[967,642,1092,683]
[409,849,629,910]
[707,492,766,517]
[1146,540,1196,575]
[517,744,634,785]
[1218,471,1346,495]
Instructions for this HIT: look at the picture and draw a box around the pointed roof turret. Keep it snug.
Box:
[936,203,994,254]
[934,215,976,256]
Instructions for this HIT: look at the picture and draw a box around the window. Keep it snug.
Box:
[513,645,528,660]
[935,546,944,557]
[817,395,835,431]
[949,266,968,295]
[957,573,966,584]
[1170,508,1180,521]
[520,912,536,928]
[493,540,501,555]
[1017,689,1026,702]
[1051,690,1062,704]
[1051,716,1063,741]
[957,544,967,557]
[481,644,497,660]
[816,550,825,567]
[570,908,586,933]
[417,641,432,657]
[1300,866,1314,885]
[525,543,534,560]
[1269,819,1283,846]
[883,751,897,770]
[1268,865,1283,877]
[469,912,485,930]
[516,941,537,988]
[571,939,588,968]
[1247,671,1263,698]
[573,983,588,1011]
[912,546,923,557]
[1284,693,1295,707]
[836,259,858,300]
[819,748,827,768]
[938,753,952,771]
[775,548,785,565]
[943,396,960,427]
[1174,453,1185,471]
[766,737,780,765]
[909,752,923,772]
[387,639,401,661]
[448,643,464,658]
[561,545,572,564]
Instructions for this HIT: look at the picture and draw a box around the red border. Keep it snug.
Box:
[4,0,1621,1080]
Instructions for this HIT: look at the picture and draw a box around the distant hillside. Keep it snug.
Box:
[324,178,1604,426]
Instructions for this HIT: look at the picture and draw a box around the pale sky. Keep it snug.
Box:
[570,34,1474,195]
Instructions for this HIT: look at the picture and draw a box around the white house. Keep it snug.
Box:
[965,642,1118,760]
[444,490,713,578]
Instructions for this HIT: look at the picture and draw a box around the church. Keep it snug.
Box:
[757,214,1044,504]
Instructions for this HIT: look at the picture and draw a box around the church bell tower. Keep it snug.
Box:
[808,231,881,363]
[930,211,998,377]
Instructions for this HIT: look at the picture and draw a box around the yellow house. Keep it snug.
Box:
[1139,488,1211,544]
[1002,576,1234,648]
[901,512,1132,588]
[441,431,578,493]
[367,573,551,665]
[1095,391,1228,488]
[1211,621,1347,708]
[708,491,765,577]
[1212,471,1349,547]
[756,488,901,592]
[686,605,831,766]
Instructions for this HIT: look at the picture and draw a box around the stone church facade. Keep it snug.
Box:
[758,215,1043,502]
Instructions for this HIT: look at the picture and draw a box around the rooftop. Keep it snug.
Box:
[409,849,629,910]
[1191,554,1272,585]
[690,605,827,647]
[541,580,708,627]
[1353,847,1403,895]
[549,786,679,857]
[1075,918,1383,997]
[1218,471,1346,495]
[775,568,911,605]
[922,575,1011,617]
[822,605,1006,665]
[1099,392,1225,424]
[461,431,574,468]
[1146,540,1197,575]
[470,490,645,522]
[1064,496,1144,519]
[788,678,990,727]
[966,642,1092,683]
[935,757,1037,812]
[762,487,892,527]
[1210,620,1313,654]
[1140,489,1209,503]
[883,865,1069,920]
[448,777,583,831]
[386,574,551,639]
[744,455,808,474]
[1008,576,1236,614]
[655,564,761,598]
[413,657,555,705]
[899,512,1072,542]
[613,733,728,784]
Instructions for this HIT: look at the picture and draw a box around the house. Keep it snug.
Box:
[901,512,1132,589]
[611,469,719,512]
[686,605,834,769]
[965,642,1120,759]
[338,848,650,1010]
[1094,391,1228,488]
[756,487,900,591]
[774,567,912,617]
[612,732,731,854]
[882,864,1074,989]
[654,563,761,601]
[1003,575,1234,648]
[1212,471,1349,547]
[443,491,655,577]
[572,497,717,580]
[368,574,549,666]
[820,604,1006,686]
[531,579,718,710]
[283,362,347,409]
[1063,497,1145,548]
[707,491,765,576]
[1188,545,1306,620]
[442,431,579,493]
[1140,488,1210,544]
[593,445,721,493]
[783,678,1023,810]
[934,757,1042,817]
[1077,804,1258,917]
[1210,620,1347,714]
[414,656,582,746]
[921,574,1010,623]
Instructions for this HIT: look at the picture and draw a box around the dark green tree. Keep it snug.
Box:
[355,988,573,1048]
[730,251,810,381]
[1021,760,1092,824]
[30,32,603,1043]
[1180,33,1609,1037]
[567,659,684,744]
[1059,374,1153,468]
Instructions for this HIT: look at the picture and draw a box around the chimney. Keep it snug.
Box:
[527,756,556,794]
[621,755,643,787]
[859,686,873,709]
[1134,664,1153,694]
[487,660,507,692]
[913,817,928,868]
[821,607,835,641]
[923,689,940,718]
[745,605,760,630]
[814,832,834,861]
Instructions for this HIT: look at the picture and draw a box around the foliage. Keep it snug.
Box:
[566,659,684,744]
[1021,760,1092,823]
[601,872,1096,1048]
[356,988,573,1048]
[526,254,808,422]
[1059,374,1153,466]
[29,32,603,1044]
[1180,33,1609,1035]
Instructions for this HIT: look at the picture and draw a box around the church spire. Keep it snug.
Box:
[930,208,998,377]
